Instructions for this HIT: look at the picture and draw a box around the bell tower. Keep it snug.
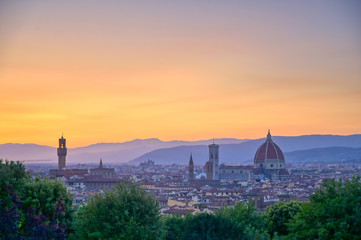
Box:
[188,153,194,181]
[57,135,67,170]
[209,142,219,180]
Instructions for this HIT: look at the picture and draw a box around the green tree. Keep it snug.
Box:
[182,213,242,240]
[72,181,162,240]
[288,177,361,239]
[0,160,73,240]
[0,159,30,192]
[164,213,242,240]
[266,200,303,236]
[216,202,270,239]
[20,177,74,239]
[163,214,185,240]
[0,160,30,239]
[0,183,22,240]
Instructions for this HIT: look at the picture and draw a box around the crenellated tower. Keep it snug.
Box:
[57,135,67,170]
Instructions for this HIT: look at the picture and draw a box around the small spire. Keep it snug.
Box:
[189,153,194,165]
[99,158,103,168]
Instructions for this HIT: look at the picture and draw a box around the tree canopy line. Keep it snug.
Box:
[1,159,360,240]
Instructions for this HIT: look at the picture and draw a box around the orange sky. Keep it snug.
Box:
[1,1,361,147]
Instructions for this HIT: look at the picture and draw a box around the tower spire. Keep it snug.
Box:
[99,158,103,168]
[189,153,194,181]
[267,129,272,142]
[189,153,194,165]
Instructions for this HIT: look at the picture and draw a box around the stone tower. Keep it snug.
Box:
[57,135,67,170]
[189,153,194,181]
[209,142,219,180]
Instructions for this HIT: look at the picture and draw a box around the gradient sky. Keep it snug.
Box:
[1,0,361,147]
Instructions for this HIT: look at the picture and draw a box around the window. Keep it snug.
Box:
[280,164,282,167]
[231,170,234,173]
[260,164,263,167]
[211,154,213,159]
[271,164,273,168]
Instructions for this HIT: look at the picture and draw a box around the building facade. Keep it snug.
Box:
[219,165,252,180]
[89,158,115,178]
[199,130,289,182]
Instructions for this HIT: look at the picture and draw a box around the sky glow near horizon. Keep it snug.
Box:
[0,0,361,147]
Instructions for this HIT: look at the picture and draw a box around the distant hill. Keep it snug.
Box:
[0,143,55,162]
[1,135,361,165]
[0,138,246,164]
[285,147,361,164]
[130,134,361,165]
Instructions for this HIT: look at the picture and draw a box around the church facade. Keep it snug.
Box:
[89,158,115,178]
[190,131,289,182]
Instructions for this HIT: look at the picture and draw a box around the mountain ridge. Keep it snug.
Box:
[0,138,248,163]
[130,134,361,165]
[1,134,361,165]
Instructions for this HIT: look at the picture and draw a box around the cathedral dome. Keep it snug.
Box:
[254,130,285,167]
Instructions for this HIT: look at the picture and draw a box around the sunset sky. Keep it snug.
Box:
[1,1,361,147]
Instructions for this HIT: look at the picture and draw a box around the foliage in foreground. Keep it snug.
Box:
[0,159,73,240]
[288,177,361,239]
[2,159,361,240]
[71,181,162,240]
[216,201,270,240]
[163,213,242,240]
[163,202,269,240]
[266,200,303,237]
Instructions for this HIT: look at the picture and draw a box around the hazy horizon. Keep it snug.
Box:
[2,133,361,165]
[1,132,361,148]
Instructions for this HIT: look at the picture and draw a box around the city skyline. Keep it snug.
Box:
[1,1,361,147]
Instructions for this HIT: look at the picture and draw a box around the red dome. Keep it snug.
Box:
[254,131,284,163]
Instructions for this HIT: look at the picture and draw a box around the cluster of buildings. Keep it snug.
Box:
[49,136,122,197]
[25,132,360,212]
[193,130,289,182]
[139,162,360,215]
